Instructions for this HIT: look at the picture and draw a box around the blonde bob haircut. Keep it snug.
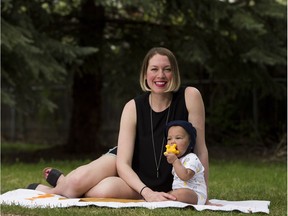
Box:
[139,47,181,92]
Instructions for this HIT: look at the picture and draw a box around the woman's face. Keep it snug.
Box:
[167,126,190,157]
[146,54,173,93]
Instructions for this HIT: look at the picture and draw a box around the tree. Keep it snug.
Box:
[67,0,105,152]
[2,0,286,154]
[1,0,98,113]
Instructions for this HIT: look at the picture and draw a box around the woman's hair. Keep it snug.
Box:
[139,47,181,92]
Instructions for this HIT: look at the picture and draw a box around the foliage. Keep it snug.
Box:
[103,0,286,149]
[1,0,286,150]
[1,0,98,113]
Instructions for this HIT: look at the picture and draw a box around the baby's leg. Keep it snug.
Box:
[169,188,198,204]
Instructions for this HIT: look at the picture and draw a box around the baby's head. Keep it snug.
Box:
[165,120,197,156]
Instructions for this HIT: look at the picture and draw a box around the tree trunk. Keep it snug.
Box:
[66,0,105,153]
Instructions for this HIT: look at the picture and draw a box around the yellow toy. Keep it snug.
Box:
[164,144,179,155]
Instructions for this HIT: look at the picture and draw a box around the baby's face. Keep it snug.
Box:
[167,126,189,157]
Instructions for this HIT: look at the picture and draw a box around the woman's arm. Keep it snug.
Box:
[116,100,144,193]
[185,87,210,199]
[116,100,176,201]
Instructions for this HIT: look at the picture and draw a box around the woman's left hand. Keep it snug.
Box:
[142,187,176,202]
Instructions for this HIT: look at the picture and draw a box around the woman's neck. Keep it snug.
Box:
[149,92,173,112]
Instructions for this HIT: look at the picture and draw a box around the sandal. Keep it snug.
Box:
[27,183,40,190]
[43,167,63,187]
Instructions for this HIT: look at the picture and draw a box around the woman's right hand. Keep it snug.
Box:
[141,187,176,202]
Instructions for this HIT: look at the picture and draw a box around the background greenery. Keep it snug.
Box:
[1,0,286,157]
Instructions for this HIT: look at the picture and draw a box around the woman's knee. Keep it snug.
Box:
[84,177,138,199]
[84,177,117,198]
[56,155,117,197]
[69,155,116,186]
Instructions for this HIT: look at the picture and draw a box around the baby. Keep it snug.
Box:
[164,120,207,205]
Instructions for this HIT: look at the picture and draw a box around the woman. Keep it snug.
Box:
[29,47,209,202]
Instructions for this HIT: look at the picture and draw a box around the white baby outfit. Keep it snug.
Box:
[172,153,207,205]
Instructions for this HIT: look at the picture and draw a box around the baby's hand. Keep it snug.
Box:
[164,144,179,164]
[164,152,178,164]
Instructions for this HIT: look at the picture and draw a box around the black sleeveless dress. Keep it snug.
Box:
[109,87,188,192]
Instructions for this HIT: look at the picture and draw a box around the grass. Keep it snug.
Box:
[1,142,52,153]
[1,143,287,216]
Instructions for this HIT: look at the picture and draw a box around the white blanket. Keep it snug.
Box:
[0,189,270,214]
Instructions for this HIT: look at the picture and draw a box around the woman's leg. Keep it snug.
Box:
[34,154,117,198]
[169,188,198,204]
[84,176,142,199]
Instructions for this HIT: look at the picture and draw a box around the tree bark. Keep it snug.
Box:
[67,0,105,153]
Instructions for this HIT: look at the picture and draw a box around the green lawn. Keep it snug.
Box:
[1,152,287,215]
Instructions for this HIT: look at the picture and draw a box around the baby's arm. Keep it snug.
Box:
[172,159,194,181]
